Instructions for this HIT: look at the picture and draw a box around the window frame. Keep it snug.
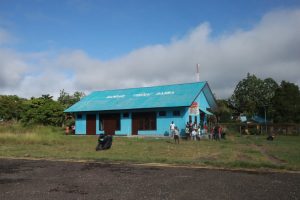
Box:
[137,112,157,130]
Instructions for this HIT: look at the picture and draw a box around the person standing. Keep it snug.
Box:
[198,123,202,136]
[203,123,208,135]
[71,125,75,134]
[169,121,175,137]
[185,122,190,140]
[197,125,201,141]
[192,129,197,140]
[214,125,220,141]
[174,127,180,144]
[188,121,193,140]
[218,125,222,140]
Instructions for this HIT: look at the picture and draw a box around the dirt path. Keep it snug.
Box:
[252,144,287,165]
[1,158,299,200]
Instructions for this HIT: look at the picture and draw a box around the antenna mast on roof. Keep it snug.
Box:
[196,64,200,82]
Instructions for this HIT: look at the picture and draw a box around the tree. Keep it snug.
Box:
[230,73,278,117]
[257,78,279,119]
[0,95,26,121]
[58,90,85,127]
[272,81,300,123]
[22,95,64,126]
[231,73,262,115]
[215,99,233,123]
[58,89,85,109]
[73,91,85,102]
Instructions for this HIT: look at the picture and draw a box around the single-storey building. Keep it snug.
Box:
[64,81,217,136]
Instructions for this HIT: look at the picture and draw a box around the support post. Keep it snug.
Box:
[264,106,267,135]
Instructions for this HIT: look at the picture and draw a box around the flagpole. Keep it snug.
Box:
[196,64,200,81]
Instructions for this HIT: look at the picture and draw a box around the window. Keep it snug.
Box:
[173,110,180,116]
[189,115,192,123]
[123,113,129,118]
[194,116,197,124]
[77,114,82,119]
[159,111,166,116]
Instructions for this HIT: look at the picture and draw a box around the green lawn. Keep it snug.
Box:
[0,124,299,171]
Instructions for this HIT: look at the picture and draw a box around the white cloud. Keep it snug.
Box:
[57,9,300,98]
[16,71,76,98]
[0,48,76,98]
[0,9,300,99]
[0,49,28,88]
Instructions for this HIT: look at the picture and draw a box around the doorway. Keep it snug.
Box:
[86,114,96,135]
[99,113,120,135]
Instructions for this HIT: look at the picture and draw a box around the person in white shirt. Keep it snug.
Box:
[192,129,197,140]
[169,121,175,137]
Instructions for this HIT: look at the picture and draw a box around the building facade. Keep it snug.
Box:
[64,82,217,136]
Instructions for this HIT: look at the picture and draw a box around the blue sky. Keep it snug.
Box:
[2,0,299,59]
[0,0,300,98]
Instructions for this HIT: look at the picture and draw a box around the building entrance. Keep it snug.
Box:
[99,113,120,135]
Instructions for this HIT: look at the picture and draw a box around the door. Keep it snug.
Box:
[86,114,96,135]
[132,113,139,135]
[100,113,120,135]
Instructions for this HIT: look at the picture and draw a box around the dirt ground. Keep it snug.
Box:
[0,158,299,200]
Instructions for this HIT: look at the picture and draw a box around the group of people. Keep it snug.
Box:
[169,121,208,141]
[65,125,75,135]
[209,125,226,140]
[169,121,226,142]
[184,121,208,141]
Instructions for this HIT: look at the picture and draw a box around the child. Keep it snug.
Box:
[174,127,180,144]
[192,129,197,140]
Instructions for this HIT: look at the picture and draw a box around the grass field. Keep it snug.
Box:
[0,123,299,171]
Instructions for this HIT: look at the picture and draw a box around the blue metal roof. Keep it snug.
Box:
[251,115,270,124]
[65,82,208,112]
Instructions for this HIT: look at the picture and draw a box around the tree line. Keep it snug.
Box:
[0,74,299,126]
[0,90,85,126]
[216,73,300,123]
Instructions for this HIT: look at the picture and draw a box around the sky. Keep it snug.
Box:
[0,0,300,99]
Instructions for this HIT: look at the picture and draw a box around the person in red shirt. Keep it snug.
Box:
[218,126,223,139]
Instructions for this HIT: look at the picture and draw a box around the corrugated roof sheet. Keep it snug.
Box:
[64,82,207,112]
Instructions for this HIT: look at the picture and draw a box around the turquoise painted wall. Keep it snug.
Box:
[75,113,86,135]
[75,108,189,136]
[195,91,211,125]
[198,92,210,109]
[74,91,211,136]
[140,107,188,136]
[117,112,131,135]
[80,112,131,135]
[96,114,103,135]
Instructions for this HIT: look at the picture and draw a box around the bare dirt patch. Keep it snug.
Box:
[253,144,287,165]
